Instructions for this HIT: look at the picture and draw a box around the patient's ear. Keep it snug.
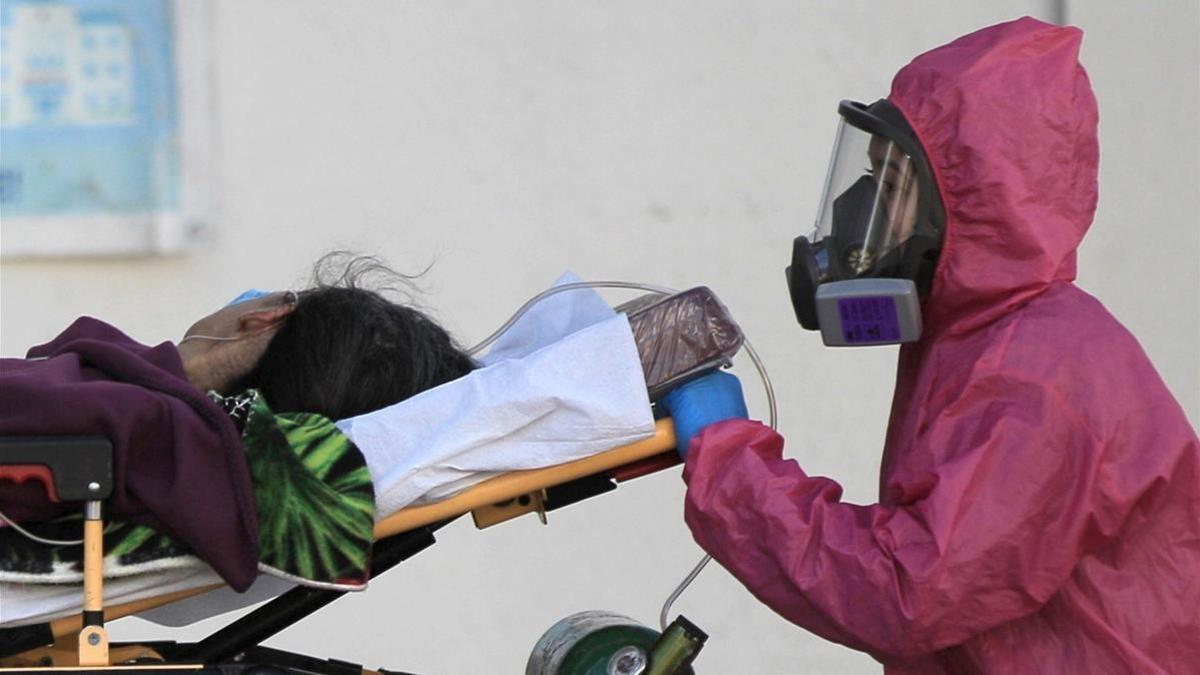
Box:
[235,302,296,337]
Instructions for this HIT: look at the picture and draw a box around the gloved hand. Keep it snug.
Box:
[660,370,748,458]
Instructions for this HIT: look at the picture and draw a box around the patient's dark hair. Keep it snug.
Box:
[236,254,475,420]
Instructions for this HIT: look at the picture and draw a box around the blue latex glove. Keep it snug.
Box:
[660,370,748,458]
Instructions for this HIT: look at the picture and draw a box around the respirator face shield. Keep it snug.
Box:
[787,100,944,346]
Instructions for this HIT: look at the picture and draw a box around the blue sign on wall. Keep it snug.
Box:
[0,0,179,219]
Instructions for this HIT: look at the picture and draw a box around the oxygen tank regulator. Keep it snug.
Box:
[526,611,707,675]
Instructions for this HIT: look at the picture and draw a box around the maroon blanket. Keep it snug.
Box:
[0,318,258,591]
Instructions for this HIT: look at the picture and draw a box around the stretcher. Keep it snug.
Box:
[0,419,705,673]
[1,284,744,673]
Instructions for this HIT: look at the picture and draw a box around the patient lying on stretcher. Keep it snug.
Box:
[0,260,659,625]
[1,256,479,589]
[178,257,476,422]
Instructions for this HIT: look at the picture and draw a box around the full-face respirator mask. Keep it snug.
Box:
[786,100,945,346]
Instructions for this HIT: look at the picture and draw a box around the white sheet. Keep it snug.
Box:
[337,272,656,517]
[0,566,223,628]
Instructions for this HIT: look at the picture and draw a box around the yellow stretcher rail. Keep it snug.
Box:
[374,418,676,537]
[41,419,678,643]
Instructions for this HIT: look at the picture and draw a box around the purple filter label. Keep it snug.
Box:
[838,296,901,344]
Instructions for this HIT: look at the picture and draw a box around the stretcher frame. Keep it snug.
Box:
[0,419,678,672]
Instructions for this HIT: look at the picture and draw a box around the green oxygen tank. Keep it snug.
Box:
[526,611,705,675]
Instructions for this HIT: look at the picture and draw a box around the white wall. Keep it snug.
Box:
[2,1,1197,672]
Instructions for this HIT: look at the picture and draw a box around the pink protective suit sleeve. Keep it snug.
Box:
[682,375,1109,660]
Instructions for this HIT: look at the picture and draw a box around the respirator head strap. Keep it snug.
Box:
[786,236,824,331]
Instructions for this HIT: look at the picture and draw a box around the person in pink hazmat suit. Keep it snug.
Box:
[661,17,1200,673]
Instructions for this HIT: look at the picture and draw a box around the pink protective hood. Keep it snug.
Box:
[889,16,1099,336]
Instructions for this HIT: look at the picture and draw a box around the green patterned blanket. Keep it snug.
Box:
[0,391,376,591]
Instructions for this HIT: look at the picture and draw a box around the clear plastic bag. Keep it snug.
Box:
[617,287,744,400]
